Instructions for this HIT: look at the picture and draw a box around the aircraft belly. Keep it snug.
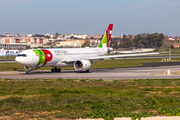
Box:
[55,62,73,67]
[43,60,59,67]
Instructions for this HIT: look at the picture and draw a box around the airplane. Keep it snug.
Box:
[0,48,6,56]
[0,48,20,56]
[15,24,162,74]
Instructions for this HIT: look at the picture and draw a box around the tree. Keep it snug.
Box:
[133,33,164,48]
[90,37,94,39]
[33,34,45,37]
[119,35,134,48]
[110,40,119,49]
[82,40,90,47]
[70,36,78,39]
[113,41,118,49]
[120,39,134,48]
[55,32,59,38]
[26,46,30,49]
[170,44,174,49]
[133,33,146,48]
[45,35,50,39]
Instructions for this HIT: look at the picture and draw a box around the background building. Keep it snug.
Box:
[0,37,49,49]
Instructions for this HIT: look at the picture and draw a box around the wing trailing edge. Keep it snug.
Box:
[64,52,166,63]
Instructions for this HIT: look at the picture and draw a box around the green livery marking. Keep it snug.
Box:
[98,32,107,48]
[33,50,46,67]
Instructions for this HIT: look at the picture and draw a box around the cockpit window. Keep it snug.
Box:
[17,54,27,57]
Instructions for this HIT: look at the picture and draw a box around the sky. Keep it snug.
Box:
[0,0,180,37]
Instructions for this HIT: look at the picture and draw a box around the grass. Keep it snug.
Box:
[0,56,15,60]
[171,47,180,55]
[159,46,180,55]
[0,79,180,119]
[91,58,164,69]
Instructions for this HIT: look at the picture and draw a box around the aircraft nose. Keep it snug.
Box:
[15,57,25,65]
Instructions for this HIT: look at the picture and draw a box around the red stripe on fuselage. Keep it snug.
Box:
[41,49,53,66]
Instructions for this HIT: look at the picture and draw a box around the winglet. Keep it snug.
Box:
[98,24,113,48]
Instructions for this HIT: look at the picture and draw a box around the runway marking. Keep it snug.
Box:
[0,73,21,75]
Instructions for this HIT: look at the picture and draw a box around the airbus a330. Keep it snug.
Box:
[15,24,161,74]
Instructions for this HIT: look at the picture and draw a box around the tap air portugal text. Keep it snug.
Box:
[15,24,160,74]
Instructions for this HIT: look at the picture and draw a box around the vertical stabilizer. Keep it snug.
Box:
[98,24,113,48]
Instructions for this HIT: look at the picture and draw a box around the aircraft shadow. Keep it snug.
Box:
[19,68,116,75]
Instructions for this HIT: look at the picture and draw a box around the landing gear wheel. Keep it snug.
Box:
[58,68,61,72]
[55,67,58,72]
[51,68,61,73]
[85,69,89,73]
[51,68,54,72]
[80,69,90,73]
[26,71,30,74]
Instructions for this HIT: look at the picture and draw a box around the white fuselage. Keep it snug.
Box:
[15,47,108,68]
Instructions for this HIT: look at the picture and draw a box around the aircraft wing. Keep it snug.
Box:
[88,52,162,60]
[65,52,166,62]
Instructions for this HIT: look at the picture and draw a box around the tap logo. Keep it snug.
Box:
[33,49,53,67]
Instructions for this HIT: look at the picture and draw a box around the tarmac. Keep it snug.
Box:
[1,62,180,79]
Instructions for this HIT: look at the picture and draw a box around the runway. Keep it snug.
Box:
[0,62,180,80]
[0,60,15,63]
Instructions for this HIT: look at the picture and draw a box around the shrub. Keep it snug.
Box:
[158,107,180,116]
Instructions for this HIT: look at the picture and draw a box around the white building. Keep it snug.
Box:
[27,34,33,37]
[121,34,124,39]
[90,39,101,46]
[73,34,88,39]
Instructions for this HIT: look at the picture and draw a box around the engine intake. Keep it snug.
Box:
[74,60,91,72]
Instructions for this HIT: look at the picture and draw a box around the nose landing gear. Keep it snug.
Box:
[24,66,39,74]
[51,67,61,73]
[26,71,30,74]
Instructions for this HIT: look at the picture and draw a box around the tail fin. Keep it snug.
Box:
[98,24,113,48]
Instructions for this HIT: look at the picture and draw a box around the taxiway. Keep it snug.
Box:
[0,62,180,79]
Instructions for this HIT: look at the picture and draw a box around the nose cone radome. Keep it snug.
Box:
[15,57,25,66]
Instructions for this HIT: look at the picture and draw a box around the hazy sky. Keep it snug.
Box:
[0,0,180,36]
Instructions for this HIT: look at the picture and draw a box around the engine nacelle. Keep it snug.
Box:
[108,47,113,53]
[24,66,39,71]
[74,60,91,72]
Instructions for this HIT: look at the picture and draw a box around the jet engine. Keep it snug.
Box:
[24,66,40,71]
[74,60,91,72]
[108,47,113,53]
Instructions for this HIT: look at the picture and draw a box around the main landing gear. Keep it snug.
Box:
[80,69,90,73]
[51,67,61,73]
[85,69,89,73]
